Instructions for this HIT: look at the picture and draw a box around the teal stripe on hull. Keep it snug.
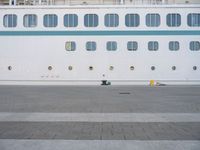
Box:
[0,30,200,36]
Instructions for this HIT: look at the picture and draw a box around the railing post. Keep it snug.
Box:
[120,0,124,4]
[9,0,17,5]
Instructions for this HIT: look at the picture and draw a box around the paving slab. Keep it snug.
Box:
[0,85,200,113]
[0,122,199,140]
[0,140,200,150]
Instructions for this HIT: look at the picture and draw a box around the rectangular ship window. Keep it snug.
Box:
[190,41,200,51]
[148,41,159,51]
[166,14,181,27]
[169,41,179,51]
[64,14,78,27]
[107,41,117,51]
[188,13,200,27]
[127,41,138,51]
[43,14,58,27]
[84,14,98,27]
[86,42,96,51]
[146,14,160,27]
[24,14,37,27]
[4,14,17,28]
[66,42,76,51]
[125,14,140,27]
[104,14,119,27]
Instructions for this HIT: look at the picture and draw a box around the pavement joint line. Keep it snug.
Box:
[0,113,200,122]
[0,140,199,150]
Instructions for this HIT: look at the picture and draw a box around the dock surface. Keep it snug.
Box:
[0,85,200,149]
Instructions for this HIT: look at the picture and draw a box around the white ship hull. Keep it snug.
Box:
[0,5,200,85]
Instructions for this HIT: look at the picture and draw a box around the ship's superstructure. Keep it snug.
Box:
[0,0,199,85]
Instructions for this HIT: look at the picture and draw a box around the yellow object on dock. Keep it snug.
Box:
[150,80,155,86]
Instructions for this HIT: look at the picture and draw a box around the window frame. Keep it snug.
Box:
[148,41,159,51]
[84,14,98,27]
[187,13,200,27]
[23,14,37,28]
[190,41,200,51]
[146,13,160,27]
[43,14,58,27]
[127,41,138,51]
[125,14,140,27]
[169,41,180,51]
[64,14,78,27]
[166,13,181,27]
[86,41,97,51]
[65,41,76,51]
[106,41,117,51]
[3,14,17,28]
[104,14,119,27]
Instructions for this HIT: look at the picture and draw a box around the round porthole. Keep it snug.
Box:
[89,66,93,71]
[109,66,114,71]
[151,66,155,71]
[193,66,197,71]
[48,66,52,71]
[68,66,73,71]
[8,66,12,71]
[130,66,134,71]
[172,66,176,71]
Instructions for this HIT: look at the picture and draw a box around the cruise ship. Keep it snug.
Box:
[0,0,199,85]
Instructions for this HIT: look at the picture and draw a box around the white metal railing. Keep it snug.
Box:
[131,0,166,5]
[16,0,167,5]
[0,0,199,6]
